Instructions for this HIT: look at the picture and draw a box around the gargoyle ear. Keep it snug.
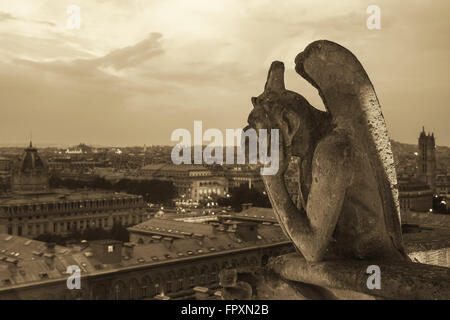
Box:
[264,61,285,92]
[251,97,257,108]
[280,108,300,145]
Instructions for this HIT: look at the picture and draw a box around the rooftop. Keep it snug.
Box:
[221,207,277,222]
[141,164,210,172]
[0,222,289,290]
[128,218,215,238]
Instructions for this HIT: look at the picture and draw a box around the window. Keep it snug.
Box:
[108,245,114,253]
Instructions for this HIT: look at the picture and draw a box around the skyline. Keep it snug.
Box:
[0,132,447,149]
[0,0,449,147]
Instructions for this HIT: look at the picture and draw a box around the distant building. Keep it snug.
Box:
[223,165,263,191]
[220,206,278,224]
[435,173,450,210]
[139,164,228,202]
[416,127,436,193]
[47,157,101,172]
[128,218,216,244]
[0,143,148,237]
[0,157,11,193]
[0,157,11,172]
[398,178,433,212]
[11,142,49,193]
[398,127,437,213]
[0,189,148,237]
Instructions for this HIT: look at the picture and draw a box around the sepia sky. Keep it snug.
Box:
[0,0,449,147]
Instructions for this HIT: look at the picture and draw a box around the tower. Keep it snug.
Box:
[416,127,436,193]
[11,141,49,192]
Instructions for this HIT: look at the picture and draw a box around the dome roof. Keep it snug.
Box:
[18,141,47,173]
[11,141,49,192]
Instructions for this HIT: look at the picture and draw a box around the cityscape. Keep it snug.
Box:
[0,127,448,299]
[0,0,449,305]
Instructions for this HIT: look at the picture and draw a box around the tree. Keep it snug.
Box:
[49,175,177,204]
[218,185,271,212]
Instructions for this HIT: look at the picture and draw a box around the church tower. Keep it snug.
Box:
[416,127,436,193]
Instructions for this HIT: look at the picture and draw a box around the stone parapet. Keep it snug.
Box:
[220,253,450,300]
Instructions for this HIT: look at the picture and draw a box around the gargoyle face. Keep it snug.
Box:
[246,61,311,158]
[245,60,331,161]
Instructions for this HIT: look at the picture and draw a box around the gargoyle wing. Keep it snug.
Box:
[295,40,405,255]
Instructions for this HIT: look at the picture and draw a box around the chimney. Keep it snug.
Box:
[123,242,135,258]
[235,222,258,242]
[80,240,89,250]
[192,233,205,240]
[46,242,56,254]
[193,286,210,300]
[226,223,237,233]
[44,253,55,270]
[162,237,174,250]
[6,258,19,276]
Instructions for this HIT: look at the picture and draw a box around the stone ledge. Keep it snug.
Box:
[220,253,450,300]
[268,253,450,299]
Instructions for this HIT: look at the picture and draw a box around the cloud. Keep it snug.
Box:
[34,20,56,27]
[95,32,164,70]
[0,11,55,27]
[0,0,449,146]
[0,11,19,22]
[14,32,164,78]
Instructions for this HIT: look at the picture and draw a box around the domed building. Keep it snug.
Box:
[11,141,49,192]
[0,142,148,238]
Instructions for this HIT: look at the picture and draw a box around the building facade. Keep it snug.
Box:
[0,190,148,237]
[223,165,264,191]
[0,157,11,193]
[0,143,148,237]
[139,164,228,202]
[435,173,450,210]
[398,178,433,212]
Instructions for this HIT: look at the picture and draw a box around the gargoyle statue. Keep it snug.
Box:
[247,40,409,262]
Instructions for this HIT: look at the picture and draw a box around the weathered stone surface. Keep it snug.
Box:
[247,40,407,262]
[239,40,450,300]
[219,254,450,300]
[268,253,450,300]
